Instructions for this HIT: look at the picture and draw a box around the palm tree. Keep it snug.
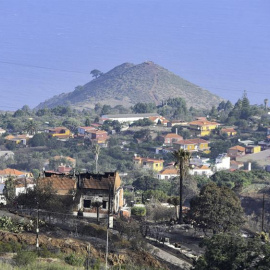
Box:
[264,99,268,111]
[172,149,191,224]
[92,201,102,223]
[25,119,38,135]
[93,144,100,173]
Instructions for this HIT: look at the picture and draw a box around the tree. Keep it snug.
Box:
[3,176,15,204]
[132,102,156,113]
[188,182,245,234]
[167,196,180,219]
[24,120,38,135]
[172,149,191,224]
[29,133,47,147]
[16,181,73,213]
[208,140,231,159]
[142,190,168,203]
[90,69,103,79]
[133,175,159,191]
[194,234,270,270]
[85,118,91,127]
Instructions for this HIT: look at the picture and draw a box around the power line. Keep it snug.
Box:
[0,60,89,75]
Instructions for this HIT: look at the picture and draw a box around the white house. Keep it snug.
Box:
[14,178,35,196]
[189,165,213,177]
[101,113,160,124]
[0,128,6,135]
[213,154,230,172]
[157,167,178,180]
[189,156,210,167]
[0,168,33,184]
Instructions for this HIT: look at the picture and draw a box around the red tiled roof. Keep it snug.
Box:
[174,138,208,145]
[221,128,237,133]
[229,145,245,151]
[163,133,183,139]
[39,176,76,195]
[159,168,178,175]
[0,168,26,176]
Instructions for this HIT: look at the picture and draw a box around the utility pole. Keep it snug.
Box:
[86,243,90,270]
[105,185,111,269]
[36,202,39,253]
[262,193,265,232]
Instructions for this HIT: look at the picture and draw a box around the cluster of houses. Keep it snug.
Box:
[0,166,124,218]
[1,113,270,215]
[131,123,270,180]
[133,153,231,180]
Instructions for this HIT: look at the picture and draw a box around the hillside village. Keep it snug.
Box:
[1,94,270,269]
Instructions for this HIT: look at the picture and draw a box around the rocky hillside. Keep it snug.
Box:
[36,61,223,110]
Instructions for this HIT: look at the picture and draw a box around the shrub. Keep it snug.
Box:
[0,241,22,253]
[131,206,146,216]
[14,251,37,266]
[64,253,84,266]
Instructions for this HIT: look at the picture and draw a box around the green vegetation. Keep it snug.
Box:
[194,234,270,270]
[210,170,270,189]
[131,206,146,216]
[64,253,85,266]
[188,182,245,234]
[132,102,156,113]
[14,251,37,266]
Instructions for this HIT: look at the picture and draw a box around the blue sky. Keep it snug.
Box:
[0,0,269,110]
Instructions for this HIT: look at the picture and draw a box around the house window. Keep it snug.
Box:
[143,162,147,165]
[155,164,159,167]
[83,199,91,208]
[102,201,107,209]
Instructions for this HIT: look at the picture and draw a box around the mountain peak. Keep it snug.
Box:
[36,62,223,110]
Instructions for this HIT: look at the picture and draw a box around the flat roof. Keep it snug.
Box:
[102,113,160,118]
[236,149,270,166]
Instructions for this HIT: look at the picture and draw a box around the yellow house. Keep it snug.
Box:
[5,134,32,145]
[245,145,261,154]
[173,139,209,153]
[48,127,72,139]
[133,156,164,172]
[189,120,220,136]
[220,128,237,137]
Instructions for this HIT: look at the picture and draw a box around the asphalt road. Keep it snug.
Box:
[148,242,192,270]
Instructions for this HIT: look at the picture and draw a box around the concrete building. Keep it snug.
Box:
[213,154,230,172]
[189,165,213,177]
[101,113,160,124]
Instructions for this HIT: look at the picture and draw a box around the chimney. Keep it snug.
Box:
[248,162,251,171]
[175,128,178,135]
